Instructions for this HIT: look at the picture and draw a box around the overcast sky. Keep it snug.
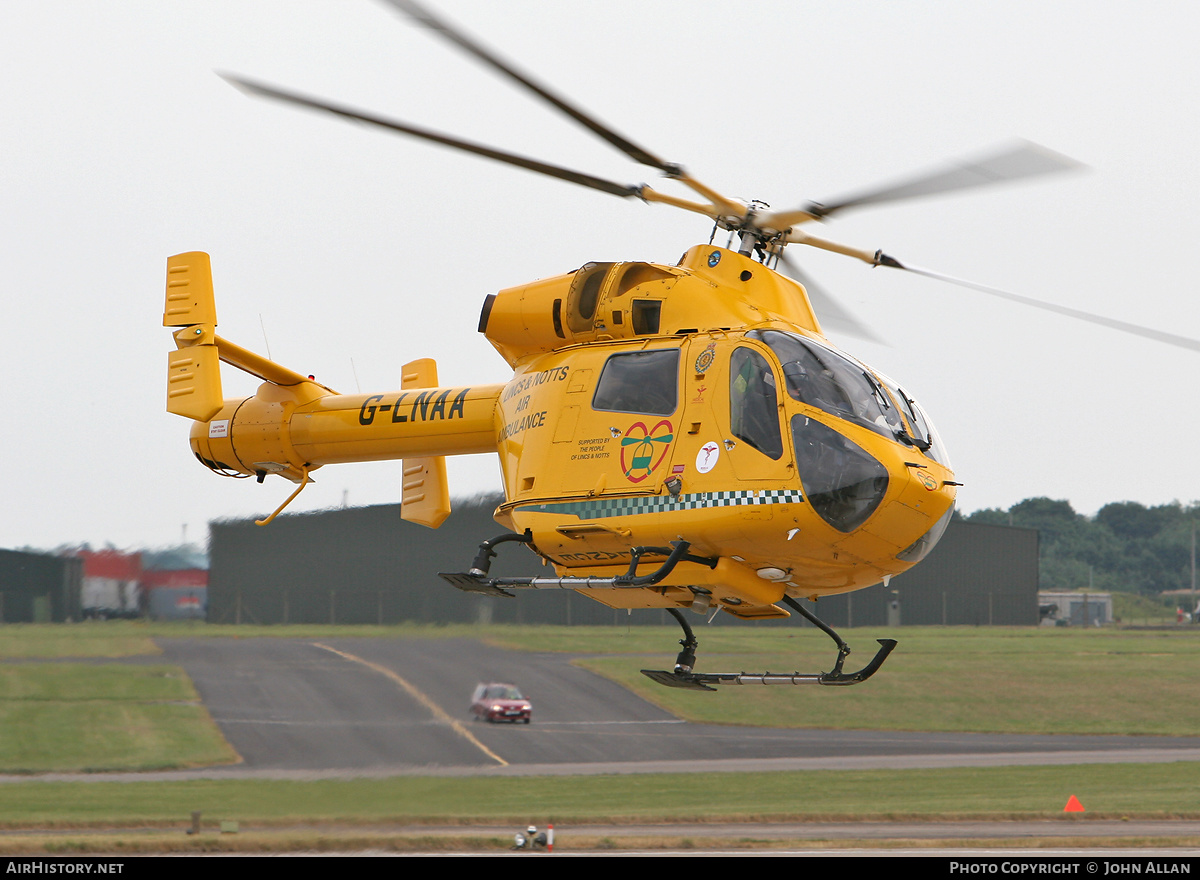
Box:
[3,0,1198,550]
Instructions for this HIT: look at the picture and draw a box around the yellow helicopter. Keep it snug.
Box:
[163,0,1197,690]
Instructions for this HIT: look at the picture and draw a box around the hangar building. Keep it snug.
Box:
[208,498,1038,628]
[0,549,83,623]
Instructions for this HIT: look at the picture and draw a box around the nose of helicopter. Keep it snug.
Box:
[789,411,957,565]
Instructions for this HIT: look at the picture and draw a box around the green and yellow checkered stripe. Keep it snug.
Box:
[517,490,805,521]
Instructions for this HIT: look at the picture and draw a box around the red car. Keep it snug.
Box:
[470,682,532,723]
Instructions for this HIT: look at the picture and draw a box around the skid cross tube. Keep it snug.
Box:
[439,536,716,598]
[467,530,533,576]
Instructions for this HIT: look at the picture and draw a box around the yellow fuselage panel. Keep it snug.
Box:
[190,382,504,479]
[491,330,956,604]
[482,247,822,367]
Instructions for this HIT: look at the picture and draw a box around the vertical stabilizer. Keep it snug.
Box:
[164,252,223,422]
[400,358,452,528]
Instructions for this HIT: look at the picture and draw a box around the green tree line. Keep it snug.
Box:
[959,498,1200,596]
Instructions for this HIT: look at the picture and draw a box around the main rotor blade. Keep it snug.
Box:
[785,228,1200,352]
[881,257,1200,354]
[378,0,676,174]
[221,73,640,199]
[778,253,883,344]
[763,141,1084,229]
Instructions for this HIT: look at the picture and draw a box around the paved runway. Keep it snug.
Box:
[155,637,1200,776]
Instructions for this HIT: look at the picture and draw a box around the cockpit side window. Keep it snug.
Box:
[729,347,783,460]
[631,300,662,335]
[592,349,679,415]
[749,329,903,441]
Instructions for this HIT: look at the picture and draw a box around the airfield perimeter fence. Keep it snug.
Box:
[206,495,1038,628]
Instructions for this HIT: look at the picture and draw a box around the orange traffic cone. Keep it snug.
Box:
[1064,795,1085,812]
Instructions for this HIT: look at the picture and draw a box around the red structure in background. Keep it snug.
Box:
[140,547,208,620]
[141,567,207,618]
[141,569,206,589]
[67,548,207,620]
[75,549,142,618]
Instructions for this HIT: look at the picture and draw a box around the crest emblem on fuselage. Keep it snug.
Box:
[620,419,674,483]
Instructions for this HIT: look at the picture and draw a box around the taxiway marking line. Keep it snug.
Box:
[312,642,508,766]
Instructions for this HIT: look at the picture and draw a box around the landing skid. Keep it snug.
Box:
[640,600,896,690]
[640,640,897,690]
[440,532,896,689]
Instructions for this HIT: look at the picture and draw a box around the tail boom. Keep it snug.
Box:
[189,382,503,483]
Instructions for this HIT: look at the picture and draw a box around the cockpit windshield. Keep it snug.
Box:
[876,374,951,466]
[747,330,903,442]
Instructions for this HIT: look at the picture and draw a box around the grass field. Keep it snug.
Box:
[2,621,1200,851]
[2,763,1200,853]
[0,663,236,773]
[3,762,1200,825]
[561,626,1200,735]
